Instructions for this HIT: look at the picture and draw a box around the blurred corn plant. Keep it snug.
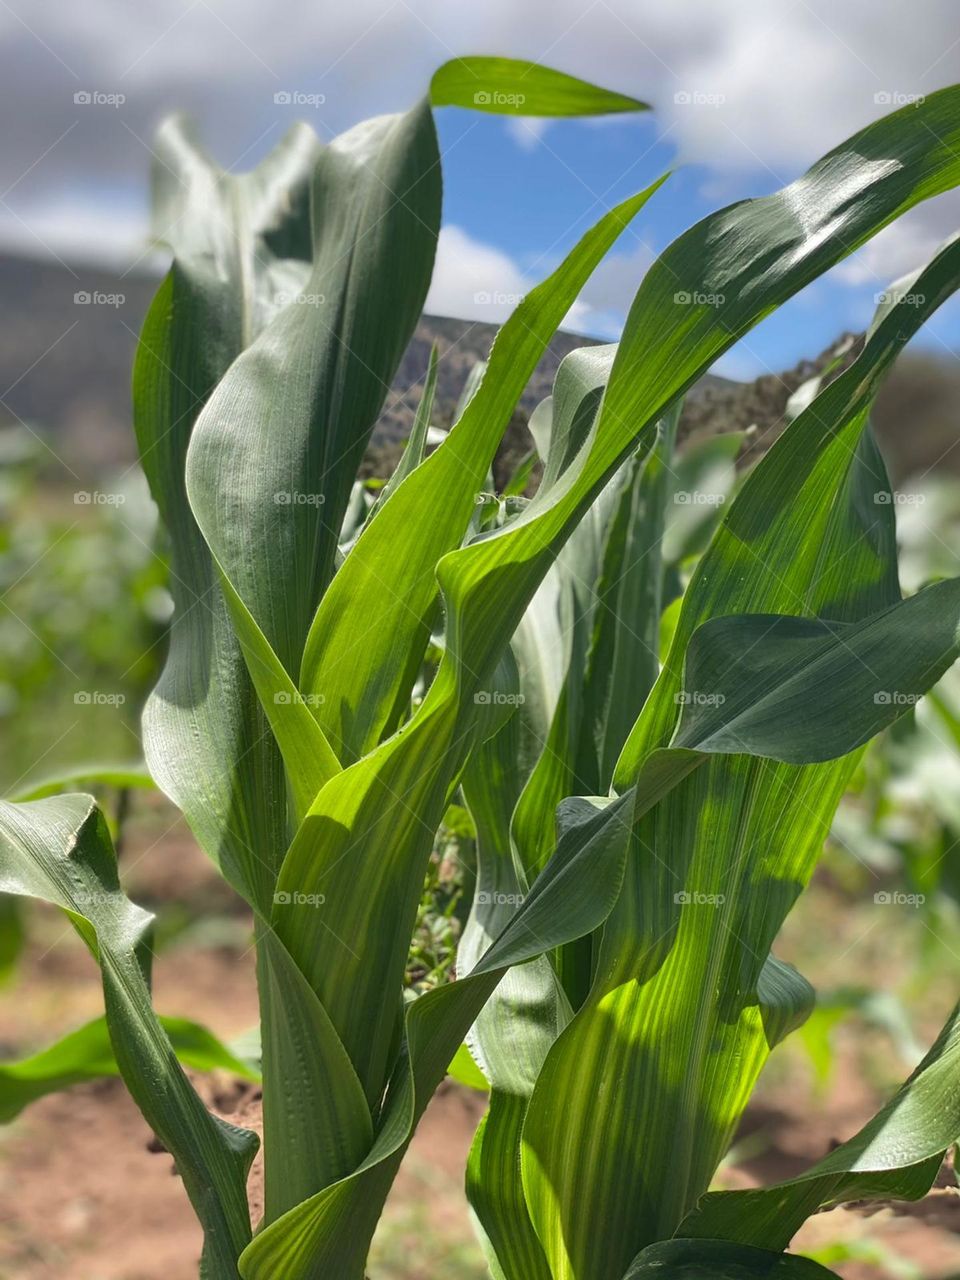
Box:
[0,435,165,982]
[4,58,960,1280]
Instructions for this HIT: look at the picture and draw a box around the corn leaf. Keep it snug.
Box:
[135,119,321,909]
[0,1012,260,1121]
[11,763,155,802]
[678,1001,960,1248]
[624,1240,839,1279]
[430,58,649,116]
[0,794,257,1279]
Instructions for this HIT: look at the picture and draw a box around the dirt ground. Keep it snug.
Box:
[1,799,959,1280]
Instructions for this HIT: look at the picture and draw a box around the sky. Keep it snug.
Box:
[3,0,960,379]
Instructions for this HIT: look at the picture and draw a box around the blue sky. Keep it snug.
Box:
[2,0,960,381]
[433,106,960,379]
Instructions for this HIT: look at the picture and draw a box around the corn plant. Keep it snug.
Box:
[4,56,960,1280]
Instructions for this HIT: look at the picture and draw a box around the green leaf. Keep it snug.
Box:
[430,57,649,115]
[11,763,155,802]
[135,118,320,909]
[0,794,257,1279]
[673,582,960,762]
[624,1240,839,1279]
[678,1001,960,1249]
[447,1041,490,1091]
[185,98,442,682]
[461,715,572,1280]
[374,341,439,511]
[255,929,374,1224]
[0,1012,261,1122]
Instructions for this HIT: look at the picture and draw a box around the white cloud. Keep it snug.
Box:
[4,0,960,318]
[0,194,154,271]
[425,223,654,338]
[505,117,549,151]
[425,224,529,323]
[7,0,960,190]
[832,199,960,291]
